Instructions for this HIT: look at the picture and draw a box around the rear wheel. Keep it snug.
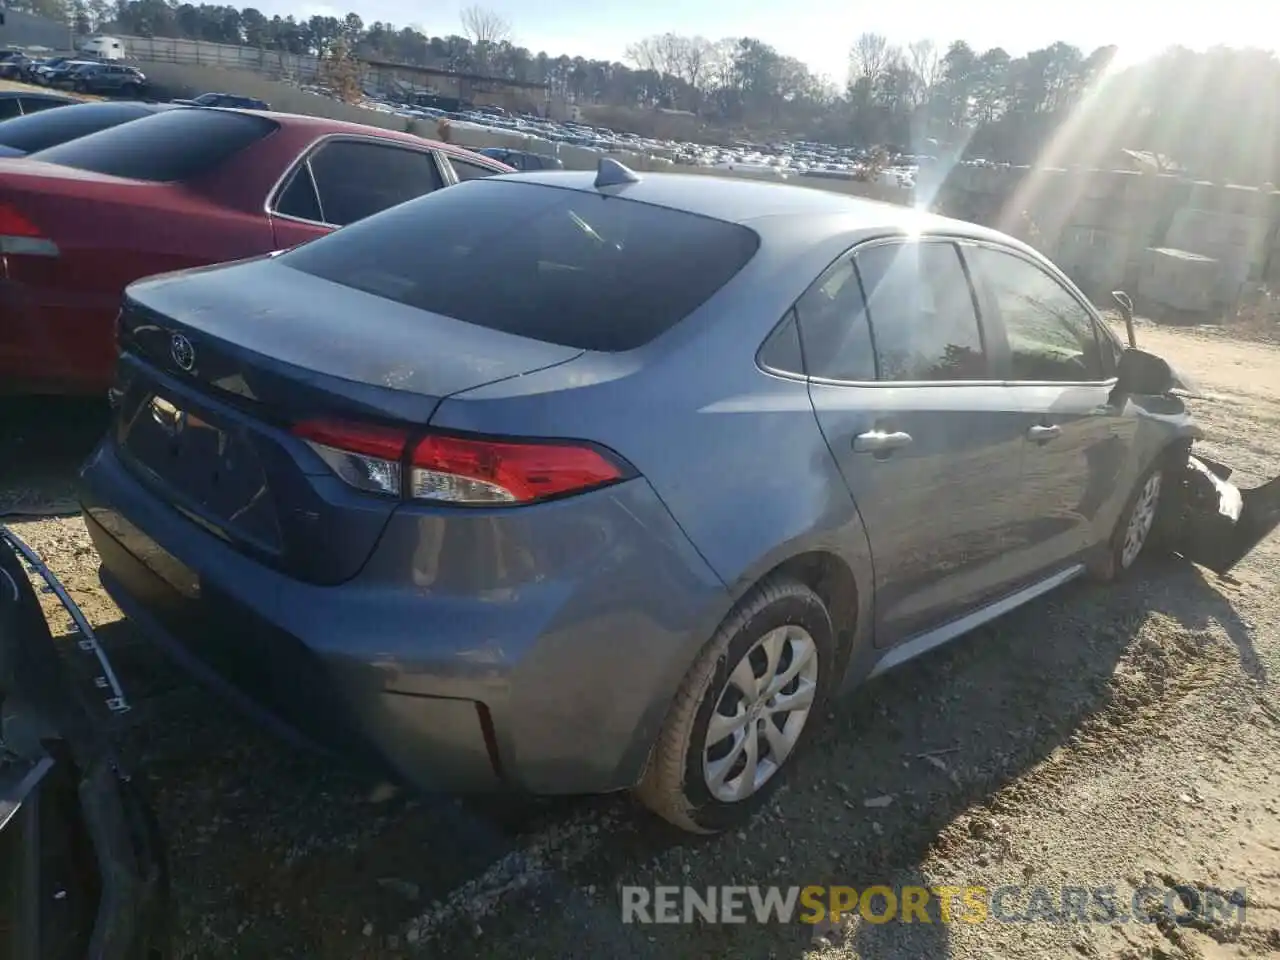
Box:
[635,577,836,834]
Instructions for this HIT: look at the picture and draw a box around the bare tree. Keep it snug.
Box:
[679,36,713,92]
[908,38,943,104]
[849,31,892,84]
[624,35,663,74]
[459,5,511,47]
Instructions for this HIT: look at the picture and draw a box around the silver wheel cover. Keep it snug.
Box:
[1121,471,1163,569]
[701,625,819,803]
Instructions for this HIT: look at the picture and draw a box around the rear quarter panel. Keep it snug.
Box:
[429,222,879,683]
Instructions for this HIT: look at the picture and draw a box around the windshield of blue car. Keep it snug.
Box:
[279,178,760,352]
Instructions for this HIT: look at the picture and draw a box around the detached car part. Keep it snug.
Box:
[0,525,167,960]
[1167,454,1280,576]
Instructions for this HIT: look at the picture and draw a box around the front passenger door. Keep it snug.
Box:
[803,239,1032,645]
[962,244,1134,574]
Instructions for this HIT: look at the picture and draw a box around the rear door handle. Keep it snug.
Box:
[1027,424,1062,442]
[853,430,913,454]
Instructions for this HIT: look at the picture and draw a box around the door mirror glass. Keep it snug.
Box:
[1115,348,1173,395]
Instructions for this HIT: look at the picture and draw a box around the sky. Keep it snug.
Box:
[274,0,1272,84]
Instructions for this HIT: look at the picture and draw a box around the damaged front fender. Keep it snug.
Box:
[1168,454,1280,576]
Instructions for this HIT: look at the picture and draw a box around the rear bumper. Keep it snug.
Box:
[80,438,729,796]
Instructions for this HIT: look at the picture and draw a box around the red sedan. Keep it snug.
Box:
[0,106,512,394]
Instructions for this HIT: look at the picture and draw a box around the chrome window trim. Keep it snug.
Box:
[766,230,1123,390]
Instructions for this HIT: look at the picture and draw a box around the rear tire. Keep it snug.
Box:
[635,577,836,834]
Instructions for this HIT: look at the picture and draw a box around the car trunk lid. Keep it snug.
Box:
[112,257,584,584]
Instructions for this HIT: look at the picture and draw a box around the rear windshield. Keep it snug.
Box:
[30,107,277,182]
[0,101,160,155]
[279,179,759,352]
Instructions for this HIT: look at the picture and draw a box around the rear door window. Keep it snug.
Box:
[28,107,276,181]
[795,256,876,381]
[279,178,759,351]
[0,98,22,120]
[445,155,501,180]
[0,102,158,154]
[303,140,444,227]
[854,240,988,381]
[18,96,69,115]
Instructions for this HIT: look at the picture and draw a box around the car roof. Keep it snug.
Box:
[212,106,477,155]
[501,169,1006,241]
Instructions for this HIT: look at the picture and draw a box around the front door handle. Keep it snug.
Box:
[1027,424,1062,442]
[853,430,913,454]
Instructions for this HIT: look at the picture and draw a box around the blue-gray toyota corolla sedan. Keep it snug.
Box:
[79,162,1279,833]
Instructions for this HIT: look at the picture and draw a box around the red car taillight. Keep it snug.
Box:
[0,202,58,257]
[292,419,627,505]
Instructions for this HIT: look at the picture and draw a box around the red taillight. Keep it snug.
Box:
[293,419,409,461]
[293,418,409,498]
[0,201,58,257]
[291,419,626,505]
[0,201,43,238]
[410,433,624,504]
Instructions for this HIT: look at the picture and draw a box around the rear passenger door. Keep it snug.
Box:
[802,238,1033,645]
[269,137,449,249]
[962,243,1134,573]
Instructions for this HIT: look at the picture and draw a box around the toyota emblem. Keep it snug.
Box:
[170,333,195,371]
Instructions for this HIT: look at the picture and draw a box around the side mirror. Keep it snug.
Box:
[1111,290,1136,348]
[1116,348,1173,396]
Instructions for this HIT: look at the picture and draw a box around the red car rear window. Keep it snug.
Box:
[29,107,278,182]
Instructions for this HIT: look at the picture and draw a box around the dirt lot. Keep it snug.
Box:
[1,322,1278,959]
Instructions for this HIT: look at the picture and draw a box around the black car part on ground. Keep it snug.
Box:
[1168,454,1280,576]
[0,525,168,960]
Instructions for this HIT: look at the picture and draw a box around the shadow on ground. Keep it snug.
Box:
[0,397,108,514]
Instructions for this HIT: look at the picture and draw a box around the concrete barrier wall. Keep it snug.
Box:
[135,63,1280,314]
[929,163,1280,312]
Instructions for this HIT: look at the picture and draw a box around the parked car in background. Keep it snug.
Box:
[0,51,32,79]
[41,59,97,86]
[0,100,173,158]
[25,55,69,83]
[477,146,565,171]
[0,106,512,394]
[67,61,147,96]
[0,89,78,121]
[76,166,1280,835]
[171,91,271,110]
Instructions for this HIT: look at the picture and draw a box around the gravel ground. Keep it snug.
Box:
[1,322,1278,959]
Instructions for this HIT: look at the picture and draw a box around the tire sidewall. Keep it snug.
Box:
[677,588,837,832]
